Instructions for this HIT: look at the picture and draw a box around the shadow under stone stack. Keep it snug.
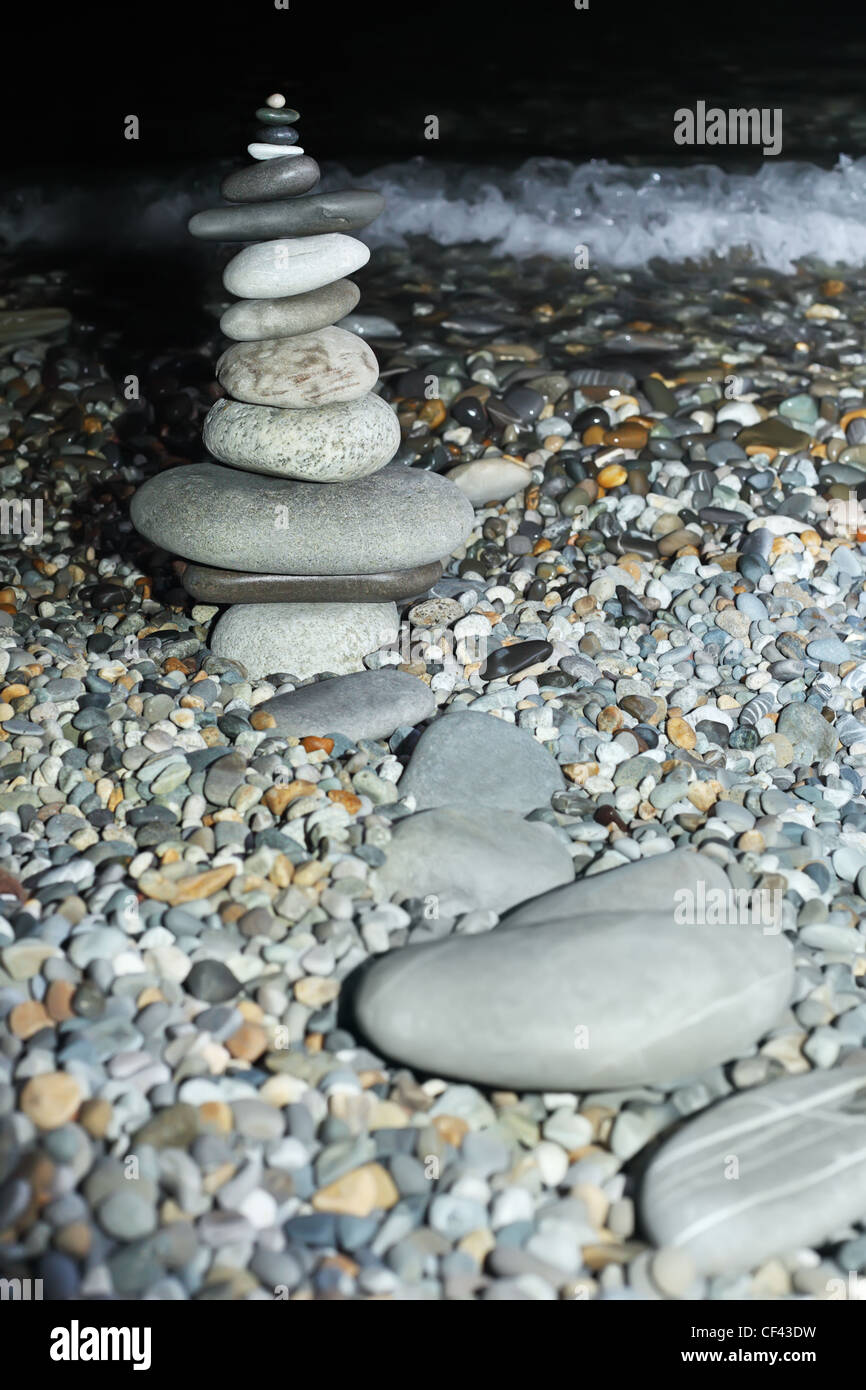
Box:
[130,94,474,680]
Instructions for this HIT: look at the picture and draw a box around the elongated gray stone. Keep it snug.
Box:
[223,234,369,299]
[221,155,320,203]
[373,804,575,916]
[352,855,793,1090]
[210,602,397,681]
[216,328,377,408]
[641,1064,866,1275]
[399,709,564,814]
[180,560,443,605]
[220,281,360,341]
[261,669,435,742]
[131,462,474,575]
[500,846,732,929]
[190,190,385,241]
[203,393,399,481]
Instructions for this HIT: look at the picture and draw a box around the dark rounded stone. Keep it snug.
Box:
[573,406,610,432]
[185,961,241,1004]
[502,386,545,423]
[252,125,299,144]
[481,640,553,681]
[181,560,443,604]
[256,106,300,125]
[451,397,487,430]
[221,155,321,203]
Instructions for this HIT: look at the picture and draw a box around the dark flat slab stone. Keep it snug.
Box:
[181,560,443,604]
[189,190,385,241]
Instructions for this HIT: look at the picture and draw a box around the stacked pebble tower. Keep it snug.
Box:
[131,94,474,680]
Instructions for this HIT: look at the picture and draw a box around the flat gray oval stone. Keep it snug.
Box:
[501,846,731,928]
[352,880,793,1091]
[399,709,565,814]
[261,668,435,742]
[776,701,838,767]
[181,560,443,605]
[131,462,474,575]
[216,328,378,408]
[203,393,399,481]
[220,281,360,341]
[372,803,574,916]
[190,190,385,241]
[223,234,369,299]
[641,1063,866,1274]
[221,155,321,202]
[210,601,397,681]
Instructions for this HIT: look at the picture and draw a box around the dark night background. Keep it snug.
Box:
[1,0,863,174]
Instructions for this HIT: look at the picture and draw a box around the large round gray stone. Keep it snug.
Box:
[220,281,360,341]
[216,328,378,408]
[399,709,565,814]
[190,190,385,241]
[352,851,793,1090]
[181,560,442,605]
[261,669,435,742]
[373,804,574,916]
[130,462,475,575]
[203,393,398,481]
[223,234,369,299]
[210,602,397,681]
[221,155,320,203]
[642,1063,866,1275]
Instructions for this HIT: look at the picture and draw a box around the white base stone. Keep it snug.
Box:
[210,601,398,680]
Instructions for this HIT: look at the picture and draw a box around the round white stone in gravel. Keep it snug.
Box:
[352,852,793,1091]
[398,708,565,814]
[220,280,360,342]
[216,327,378,408]
[223,234,370,299]
[261,668,435,742]
[210,602,397,681]
[641,1063,866,1276]
[131,462,474,574]
[203,393,399,482]
[372,803,574,916]
[446,456,532,505]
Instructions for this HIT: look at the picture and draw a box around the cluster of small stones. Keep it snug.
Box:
[2,244,866,1299]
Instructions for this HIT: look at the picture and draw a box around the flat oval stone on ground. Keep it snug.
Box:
[261,668,435,742]
[216,328,378,408]
[446,456,532,505]
[203,392,399,480]
[399,709,564,814]
[221,155,321,202]
[181,560,443,605]
[220,280,360,341]
[501,847,732,929]
[776,702,838,766]
[210,601,398,680]
[223,234,369,298]
[190,190,385,241]
[131,462,475,574]
[372,804,574,916]
[641,1064,866,1275]
[352,887,793,1091]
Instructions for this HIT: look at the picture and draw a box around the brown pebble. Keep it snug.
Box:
[312,1163,399,1217]
[20,1072,81,1130]
[78,1097,113,1139]
[9,1000,53,1039]
[667,716,696,750]
[226,1021,268,1062]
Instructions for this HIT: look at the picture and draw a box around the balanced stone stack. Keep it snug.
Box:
[131,94,473,680]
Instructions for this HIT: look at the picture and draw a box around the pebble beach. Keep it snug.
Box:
[3,231,866,1303]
